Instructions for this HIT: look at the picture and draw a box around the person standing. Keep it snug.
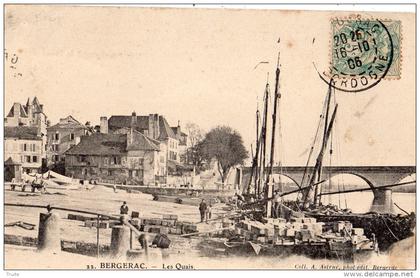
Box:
[206,204,212,224]
[199,199,207,223]
[273,190,282,218]
[120,201,129,215]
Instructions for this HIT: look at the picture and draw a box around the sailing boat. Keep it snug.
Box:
[244,62,415,250]
[282,79,416,250]
[230,54,379,260]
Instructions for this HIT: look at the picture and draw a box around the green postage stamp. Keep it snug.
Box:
[330,16,401,92]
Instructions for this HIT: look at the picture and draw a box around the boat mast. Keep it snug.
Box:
[266,52,281,216]
[254,108,261,195]
[258,80,270,199]
[313,85,334,205]
[247,106,261,196]
[301,81,338,208]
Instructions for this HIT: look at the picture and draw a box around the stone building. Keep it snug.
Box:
[46,115,90,168]
[64,124,167,185]
[4,97,48,160]
[104,112,182,163]
[171,122,188,163]
[4,126,43,179]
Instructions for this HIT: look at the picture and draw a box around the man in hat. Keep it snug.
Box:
[199,199,207,223]
[120,201,129,215]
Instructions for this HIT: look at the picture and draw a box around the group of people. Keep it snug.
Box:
[198,199,212,223]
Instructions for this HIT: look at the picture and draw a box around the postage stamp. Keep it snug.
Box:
[327,16,401,92]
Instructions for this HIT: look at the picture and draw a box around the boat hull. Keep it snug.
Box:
[306,212,415,250]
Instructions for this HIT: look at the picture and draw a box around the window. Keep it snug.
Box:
[70,133,75,140]
[108,170,113,176]
[52,144,59,152]
[55,133,59,140]
[32,156,38,163]
[23,144,27,152]
[54,155,60,162]
[112,156,121,165]
[78,155,87,162]
[25,156,31,163]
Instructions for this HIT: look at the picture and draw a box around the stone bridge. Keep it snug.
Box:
[241,166,416,213]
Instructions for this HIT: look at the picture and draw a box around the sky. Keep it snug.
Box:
[4,6,415,166]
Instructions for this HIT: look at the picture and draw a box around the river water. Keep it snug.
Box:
[322,192,416,214]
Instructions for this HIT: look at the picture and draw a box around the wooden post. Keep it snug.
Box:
[110,225,130,258]
[38,212,61,254]
[96,215,100,258]
[129,229,133,250]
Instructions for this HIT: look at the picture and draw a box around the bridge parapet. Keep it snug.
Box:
[241,166,416,190]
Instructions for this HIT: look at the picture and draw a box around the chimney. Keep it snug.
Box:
[131,111,137,129]
[129,112,137,145]
[148,114,155,139]
[176,120,181,135]
[13,103,20,118]
[100,116,108,134]
[154,114,160,139]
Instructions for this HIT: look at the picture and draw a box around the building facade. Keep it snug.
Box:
[172,122,188,163]
[64,127,166,186]
[46,115,90,166]
[5,97,48,160]
[4,126,43,176]
[105,113,181,164]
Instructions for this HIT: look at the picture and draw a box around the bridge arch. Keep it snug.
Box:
[272,173,301,189]
[320,173,376,212]
[397,173,416,184]
[324,172,375,190]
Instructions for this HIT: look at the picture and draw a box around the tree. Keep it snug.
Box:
[185,122,204,168]
[199,126,248,184]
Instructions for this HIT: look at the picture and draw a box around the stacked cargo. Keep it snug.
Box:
[132,214,199,235]
[69,211,200,235]
[233,216,327,244]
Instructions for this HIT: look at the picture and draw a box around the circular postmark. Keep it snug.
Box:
[319,17,394,93]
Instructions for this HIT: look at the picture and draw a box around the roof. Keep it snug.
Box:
[108,114,177,140]
[65,131,160,155]
[167,160,189,171]
[108,115,149,131]
[127,130,160,151]
[171,127,188,144]
[48,115,87,130]
[30,97,45,115]
[5,157,21,165]
[5,126,40,140]
[158,116,177,140]
[6,103,28,118]
[65,133,127,155]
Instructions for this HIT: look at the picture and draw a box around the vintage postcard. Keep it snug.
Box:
[3,4,416,272]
